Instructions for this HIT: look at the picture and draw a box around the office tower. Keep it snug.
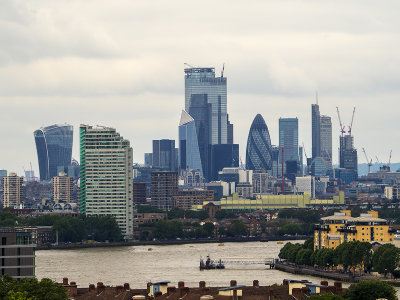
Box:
[320,115,332,169]
[150,171,178,210]
[185,67,228,145]
[179,110,203,175]
[210,144,239,181]
[52,172,73,203]
[133,182,147,204]
[152,139,177,171]
[188,94,211,179]
[3,173,23,208]
[252,171,270,194]
[299,146,304,175]
[80,125,134,238]
[144,153,153,167]
[311,104,321,159]
[0,170,7,189]
[246,114,273,171]
[0,228,35,279]
[339,135,358,175]
[279,118,299,176]
[34,124,73,181]
[227,115,234,144]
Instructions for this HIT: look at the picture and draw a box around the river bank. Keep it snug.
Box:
[36,235,311,250]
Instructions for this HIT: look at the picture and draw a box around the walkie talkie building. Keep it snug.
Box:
[34,124,73,181]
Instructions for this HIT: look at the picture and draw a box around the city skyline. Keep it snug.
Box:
[0,1,399,174]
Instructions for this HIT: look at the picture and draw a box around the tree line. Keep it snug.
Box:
[0,211,122,243]
[279,238,400,277]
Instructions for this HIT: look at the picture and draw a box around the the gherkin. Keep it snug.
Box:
[245,114,273,171]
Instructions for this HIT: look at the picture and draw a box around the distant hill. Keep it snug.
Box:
[358,163,400,177]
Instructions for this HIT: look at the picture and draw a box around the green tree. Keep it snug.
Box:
[226,220,248,237]
[295,248,313,265]
[203,222,215,237]
[214,210,236,220]
[278,242,293,260]
[303,237,314,250]
[372,244,400,277]
[310,295,343,300]
[343,280,397,300]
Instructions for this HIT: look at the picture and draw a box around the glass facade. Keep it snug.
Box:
[245,114,273,171]
[320,115,332,169]
[152,139,177,171]
[210,144,239,181]
[184,67,227,145]
[279,118,299,163]
[179,110,203,175]
[311,104,321,160]
[34,124,73,181]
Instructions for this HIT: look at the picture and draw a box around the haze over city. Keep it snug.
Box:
[0,0,399,173]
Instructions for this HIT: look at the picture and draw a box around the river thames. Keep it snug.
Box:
[36,241,351,288]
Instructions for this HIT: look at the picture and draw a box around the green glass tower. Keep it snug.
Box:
[80,125,133,239]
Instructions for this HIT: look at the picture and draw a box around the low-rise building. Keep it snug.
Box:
[133,213,167,227]
[0,227,36,278]
[172,190,214,210]
[314,210,395,250]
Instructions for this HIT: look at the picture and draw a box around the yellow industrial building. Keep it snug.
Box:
[314,210,395,250]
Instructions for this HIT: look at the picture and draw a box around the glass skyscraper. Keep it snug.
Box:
[152,139,177,171]
[245,114,273,171]
[185,67,227,145]
[179,110,203,175]
[279,118,299,163]
[34,124,73,181]
[311,104,321,160]
[80,125,134,239]
[188,94,211,179]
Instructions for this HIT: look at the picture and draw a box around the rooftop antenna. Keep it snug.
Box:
[221,63,225,77]
[316,91,318,105]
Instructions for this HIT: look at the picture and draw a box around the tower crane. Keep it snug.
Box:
[388,150,392,168]
[348,107,356,135]
[362,148,373,174]
[336,107,346,137]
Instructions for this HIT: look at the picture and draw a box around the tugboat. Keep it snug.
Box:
[200,255,225,270]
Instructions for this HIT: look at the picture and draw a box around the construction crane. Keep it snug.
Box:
[376,156,381,166]
[388,150,392,168]
[240,156,244,169]
[362,148,373,174]
[336,107,346,137]
[302,142,310,174]
[348,107,356,135]
[184,62,194,68]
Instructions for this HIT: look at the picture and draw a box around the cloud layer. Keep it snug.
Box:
[0,0,399,174]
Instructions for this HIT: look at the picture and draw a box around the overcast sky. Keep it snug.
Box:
[0,0,399,176]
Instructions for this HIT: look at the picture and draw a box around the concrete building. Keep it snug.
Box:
[252,171,271,194]
[133,212,167,227]
[79,125,134,239]
[206,181,235,197]
[150,171,178,210]
[339,134,358,177]
[218,167,253,184]
[314,210,395,250]
[52,172,73,203]
[0,170,6,189]
[3,173,23,208]
[0,228,36,278]
[295,176,315,199]
[320,115,332,169]
[172,190,214,210]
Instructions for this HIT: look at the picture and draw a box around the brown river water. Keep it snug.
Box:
[36,241,352,288]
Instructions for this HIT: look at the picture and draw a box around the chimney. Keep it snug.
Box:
[230,280,237,287]
[63,278,68,285]
[292,288,302,300]
[124,283,130,290]
[283,279,289,286]
[253,280,259,287]
[199,281,206,288]
[233,289,237,300]
[97,282,105,294]
[89,284,95,292]
[69,282,77,297]
[178,281,185,288]
[269,288,274,300]
[320,281,328,286]
[147,282,152,294]
[320,286,329,295]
